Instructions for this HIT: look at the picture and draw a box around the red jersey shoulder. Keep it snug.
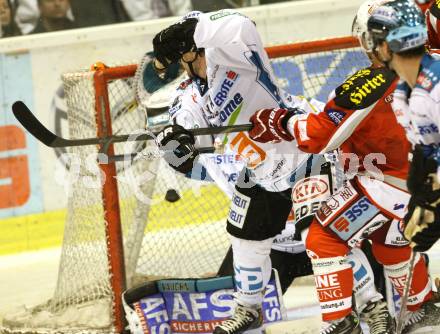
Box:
[333,67,397,110]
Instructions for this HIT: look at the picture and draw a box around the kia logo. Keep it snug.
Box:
[292,177,329,203]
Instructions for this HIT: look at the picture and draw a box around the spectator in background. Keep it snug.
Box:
[0,0,21,37]
[30,0,75,34]
[69,0,129,28]
[15,0,128,34]
[121,0,191,21]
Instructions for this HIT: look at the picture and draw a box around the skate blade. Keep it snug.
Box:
[410,325,440,333]
[244,326,264,334]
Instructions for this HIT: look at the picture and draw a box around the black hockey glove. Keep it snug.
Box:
[404,144,440,252]
[156,124,199,174]
[404,196,440,252]
[153,18,198,68]
[407,144,440,207]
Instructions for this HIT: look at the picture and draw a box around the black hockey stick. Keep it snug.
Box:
[12,101,252,148]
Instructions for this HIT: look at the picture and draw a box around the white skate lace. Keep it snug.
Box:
[220,306,256,331]
[364,302,391,334]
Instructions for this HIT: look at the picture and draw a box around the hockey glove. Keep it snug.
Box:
[249,108,296,143]
[404,196,440,252]
[153,18,198,68]
[404,144,440,251]
[156,124,199,174]
[407,144,440,206]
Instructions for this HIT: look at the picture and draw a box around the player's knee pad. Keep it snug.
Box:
[347,247,383,312]
[310,256,354,321]
[230,236,273,305]
[305,220,349,259]
[371,242,412,265]
[383,252,432,310]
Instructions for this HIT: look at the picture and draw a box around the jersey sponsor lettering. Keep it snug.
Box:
[294,201,323,222]
[219,93,243,122]
[344,197,371,222]
[213,71,239,106]
[234,266,263,291]
[329,197,381,241]
[349,73,386,105]
[292,176,330,204]
[169,96,182,116]
[418,123,439,135]
[135,274,284,333]
[292,175,330,223]
[209,154,241,164]
[340,69,372,93]
[209,10,244,21]
[228,190,250,229]
[229,132,266,168]
[334,67,396,110]
[385,219,409,246]
[316,184,356,226]
[315,273,343,301]
[389,275,413,296]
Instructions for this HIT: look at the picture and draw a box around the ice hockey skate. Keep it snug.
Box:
[362,300,395,334]
[213,303,263,334]
[403,299,440,334]
[320,312,362,334]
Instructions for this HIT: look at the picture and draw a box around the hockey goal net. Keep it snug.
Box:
[1,36,368,334]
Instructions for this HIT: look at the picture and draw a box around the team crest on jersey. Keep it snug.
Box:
[325,109,346,125]
[416,73,433,91]
[334,67,396,110]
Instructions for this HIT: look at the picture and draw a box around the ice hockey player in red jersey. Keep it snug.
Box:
[248,1,437,333]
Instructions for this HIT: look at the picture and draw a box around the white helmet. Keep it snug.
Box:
[352,0,394,52]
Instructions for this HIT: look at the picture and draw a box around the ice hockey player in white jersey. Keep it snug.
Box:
[151,9,329,334]
[367,2,440,331]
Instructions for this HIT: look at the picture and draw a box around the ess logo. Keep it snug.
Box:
[333,217,350,233]
[292,176,330,204]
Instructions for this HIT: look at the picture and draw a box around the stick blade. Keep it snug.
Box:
[12,101,59,147]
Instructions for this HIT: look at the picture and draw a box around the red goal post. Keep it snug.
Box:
[1,36,364,334]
